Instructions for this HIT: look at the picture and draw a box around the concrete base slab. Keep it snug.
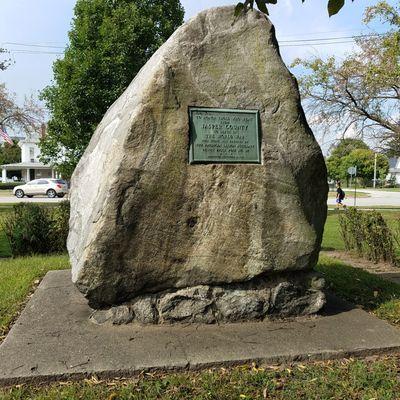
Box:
[1,270,400,385]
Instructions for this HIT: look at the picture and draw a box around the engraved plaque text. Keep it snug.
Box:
[189,107,261,164]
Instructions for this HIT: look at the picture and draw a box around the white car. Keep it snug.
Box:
[13,179,69,198]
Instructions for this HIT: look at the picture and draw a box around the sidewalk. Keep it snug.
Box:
[328,188,400,208]
[1,270,400,385]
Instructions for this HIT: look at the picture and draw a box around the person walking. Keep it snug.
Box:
[336,182,346,208]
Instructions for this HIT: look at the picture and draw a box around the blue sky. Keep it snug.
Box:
[0,0,394,147]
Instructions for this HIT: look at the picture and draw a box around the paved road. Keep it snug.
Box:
[328,189,400,207]
[0,196,66,204]
[1,189,399,207]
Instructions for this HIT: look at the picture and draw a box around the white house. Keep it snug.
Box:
[1,133,57,182]
[387,157,400,185]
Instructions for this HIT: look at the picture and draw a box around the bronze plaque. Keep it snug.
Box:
[189,107,261,164]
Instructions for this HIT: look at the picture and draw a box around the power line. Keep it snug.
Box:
[279,33,385,47]
[2,32,386,50]
[1,32,387,55]
[2,42,65,49]
[6,49,63,55]
[279,28,385,39]
[279,33,385,43]
[281,40,356,47]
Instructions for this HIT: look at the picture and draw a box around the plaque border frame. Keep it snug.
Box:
[188,107,261,165]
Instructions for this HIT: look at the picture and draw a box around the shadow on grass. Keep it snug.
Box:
[317,254,400,326]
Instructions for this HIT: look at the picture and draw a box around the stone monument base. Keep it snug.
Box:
[90,272,325,325]
[2,270,400,385]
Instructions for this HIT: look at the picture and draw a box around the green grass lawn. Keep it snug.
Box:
[317,254,400,326]
[328,190,370,198]
[322,209,400,252]
[2,357,400,400]
[0,255,69,338]
[368,187,400,192]
[321,210,344,250]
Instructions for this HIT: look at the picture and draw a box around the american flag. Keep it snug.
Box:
[0,127,13,145]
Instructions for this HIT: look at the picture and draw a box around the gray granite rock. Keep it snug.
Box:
[159,286,214,323]
[215,290,267,321]
[90,272,325,325]
[90,309,111,325]
[270,282,326,317]
[68,6,327,307]
[109,305,134,325]
[131,297,158,324]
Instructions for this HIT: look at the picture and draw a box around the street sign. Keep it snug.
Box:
[347,166,357,175]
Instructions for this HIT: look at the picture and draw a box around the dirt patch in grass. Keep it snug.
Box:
[322,250,400,284]
[317,254,400,327]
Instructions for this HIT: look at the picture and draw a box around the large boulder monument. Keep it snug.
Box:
[68,6,328,324]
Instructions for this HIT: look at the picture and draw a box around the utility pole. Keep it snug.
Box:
[373,153,377,188]
[354,167,357,207]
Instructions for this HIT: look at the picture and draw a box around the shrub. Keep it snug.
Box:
[0,182,24,190]
[49,201,70,253]
[2,202,70,256]
[339,208,397,265]
[338,207,364,255]
[2,204,51,256]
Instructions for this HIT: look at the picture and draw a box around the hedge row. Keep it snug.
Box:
[339,208,397,266]
[2,202,70,256]
[0,182,24,190]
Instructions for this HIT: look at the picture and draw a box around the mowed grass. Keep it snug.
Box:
[327,190,370,198]
[317,254,400,326]
[0,255,70,337]
[321,210,344,250]
[320,210,400,327]
[2,357,400,400]
[322,209,400,252]
[369,187,400,192]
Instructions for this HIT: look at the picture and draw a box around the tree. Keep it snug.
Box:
[328,138,369,158]
[0,141,21,165]
[0,84,43,134]
[292,1,400,151]
[343,149,389,184]
[40,0,184,177]
[235,0,353,17]
[326,139,370,181]
[0,48,11,71]
[326,139,389,185]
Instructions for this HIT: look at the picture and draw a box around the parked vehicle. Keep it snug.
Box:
[13,179,68,198]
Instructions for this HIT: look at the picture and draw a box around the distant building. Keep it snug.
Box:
[387,157,400,185]
[1,133,57,182]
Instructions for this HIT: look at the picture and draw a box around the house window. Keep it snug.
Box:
[30,147,35,163]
